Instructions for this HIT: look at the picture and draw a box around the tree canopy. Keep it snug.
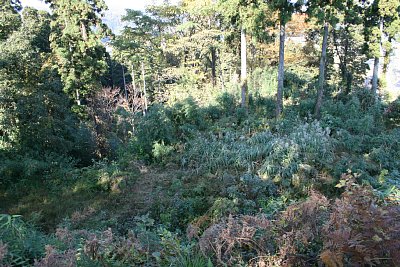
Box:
[1,1,400,266]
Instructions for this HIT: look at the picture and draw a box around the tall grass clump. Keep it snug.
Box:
[183,120,335,191]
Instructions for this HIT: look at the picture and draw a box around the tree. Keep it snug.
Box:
[330,0,366,95]
[0,7,93,159]
[365,0,400,96]
[306,0,342,118]
[112,9,166,111]
[218,0,267,109]
[269,0,303,118]
[45,0,110,107]
[0,0,22,41]
[176,0,223,87]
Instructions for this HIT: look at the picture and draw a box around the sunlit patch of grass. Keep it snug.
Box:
[1,163,145,232]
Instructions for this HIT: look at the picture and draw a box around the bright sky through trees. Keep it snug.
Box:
[20,0,178,32]
[20,0,177,13]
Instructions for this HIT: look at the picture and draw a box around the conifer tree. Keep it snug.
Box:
[365,0,400,95]
[45,0,110,106]
[307,0,342,118]
[112,9,165,108]
[0,0,22,41]
[218,0,267,109]
[0,7,87,156]
[177,0,222,87]
[269,0,303,118]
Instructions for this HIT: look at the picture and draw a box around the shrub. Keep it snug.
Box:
[258,121,334,191]
[182,130,274,173]
[130,104,176,161]
[369,129,400,171]
[321,174,400,267]
[199,215,273,266]
[385,96,400,127]
[224,174,277,214]
[0,152,75,191]
[183,120,334,193]
[215,92,237,113]
[171,97,202,127]
[275,191,330,266]
[249,67,277,98]
[0,214,49,266]
[152,141,174,164]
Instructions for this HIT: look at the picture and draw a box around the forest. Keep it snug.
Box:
[0,0,400,266]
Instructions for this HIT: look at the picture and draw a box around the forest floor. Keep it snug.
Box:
[0,162,184,233]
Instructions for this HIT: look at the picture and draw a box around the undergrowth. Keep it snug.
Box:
[1,88,400,266]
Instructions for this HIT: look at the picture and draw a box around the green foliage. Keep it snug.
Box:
[2,1,400,267]
[129,96,241,161]
[183,120,334,192]
[129,104,176,161]
[218,0,270,37]
[385,96,400,127]
[153,141,175,163]
[259,121,334,189]
[47,0,109,104]
[249,67,278,97]
[0,214,48,266]
[0,153,75,189]
[0,5,100,195]
[0,0,22,41]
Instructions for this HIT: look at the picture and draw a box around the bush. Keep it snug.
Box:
[0,214,49,266]
[0,152,75,190]
[152,141,175,164]
[216,92,237,113]
[199,215,273,266]
[183,120,335,192]
[130,104,176,161]
[182,130,274,172]
[385,96,400,128]
[321,175,400,266]
[275,191,330,266]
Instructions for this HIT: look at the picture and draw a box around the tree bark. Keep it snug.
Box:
[131,64,136,93]
[276,19,286,118]
[217,49,225,91]
[371,56,379,95]
[315,22,329,119]
[241,28,248,108]
[211,47,217,87]
[343,30,351,94]
[381,24,389,87]
[141,61,148,116]
[122,65,127,100]
[131,64,139,113]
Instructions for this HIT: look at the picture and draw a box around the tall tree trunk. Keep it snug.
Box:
[241,28,248,108]
[315,22,329,119]
[343,30,351,94]
[383,49,390,76]
[211,47,217,87]
[382,26,390,87]
[372,20,383,96]
[122,65,127,99]
[141,61,148,116]
[130,64,136,131]
[371,56,379,95]
[217,49,225,91]
[131,64,138,113]
[276,19,286,118]
[131,64,136,93]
